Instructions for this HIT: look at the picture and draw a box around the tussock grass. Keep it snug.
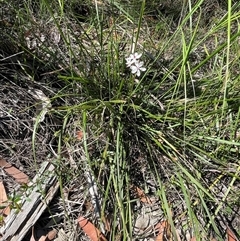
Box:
[1,0,240,240]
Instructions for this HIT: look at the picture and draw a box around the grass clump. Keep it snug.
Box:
[0,0,240,240]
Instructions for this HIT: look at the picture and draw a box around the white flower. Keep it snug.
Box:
[126,52,142,67]
[130,61,146,77]
[125,52,146,76]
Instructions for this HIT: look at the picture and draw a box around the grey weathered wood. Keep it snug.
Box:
[0,161,59,241]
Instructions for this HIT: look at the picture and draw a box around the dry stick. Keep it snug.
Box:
[85,166,105,234]
[80,140,106,233]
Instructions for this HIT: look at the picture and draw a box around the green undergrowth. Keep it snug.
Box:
[1,0,240,240]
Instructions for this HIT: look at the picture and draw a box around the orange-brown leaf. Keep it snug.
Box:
[0,181,10,217]
[46,229,57,240]
[155,220,181,241]
[76,130,83,140]
[227,227,238,241]
[155,221,167,241]
[38,229,57,241]
[78,216,107,241]
[131,185,152,204]
[102,215,111,232]
[0,159,29,184]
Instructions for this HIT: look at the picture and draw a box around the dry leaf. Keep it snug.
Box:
[102,215,111,232]
[155,221,166,241]
[155,221,181,241]
[76,130,83,140]
[0,159,29,184]
[0,181,10,217]
[227,227,238,241]
[131,185,152,204]
[165,221,173,241]
[31,226,57,241]
[78,216,107,241]
[46,229,57,240]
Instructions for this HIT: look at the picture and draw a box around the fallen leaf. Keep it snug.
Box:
[131,185,152,204]
[34,229,57,241]
[0,159,29,184]
[0,181,10,217]
[227,227,238,241]
[78,216,107,241]
[102,215,111,232]
[46,229,57,240]
[155,221,166,241]
[76,130,83,140]
[165,220,173,241]
[155,220,181,241]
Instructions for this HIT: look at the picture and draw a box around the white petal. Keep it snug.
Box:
[130,65,138,74]
[126,60,132,67]
[133,52,142,59]
[136,61,144,67]
[125,58,131,63]
[127,54,135,61]
[136,69,141,76]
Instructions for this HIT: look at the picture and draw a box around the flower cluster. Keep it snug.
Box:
[125,52,146,77]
